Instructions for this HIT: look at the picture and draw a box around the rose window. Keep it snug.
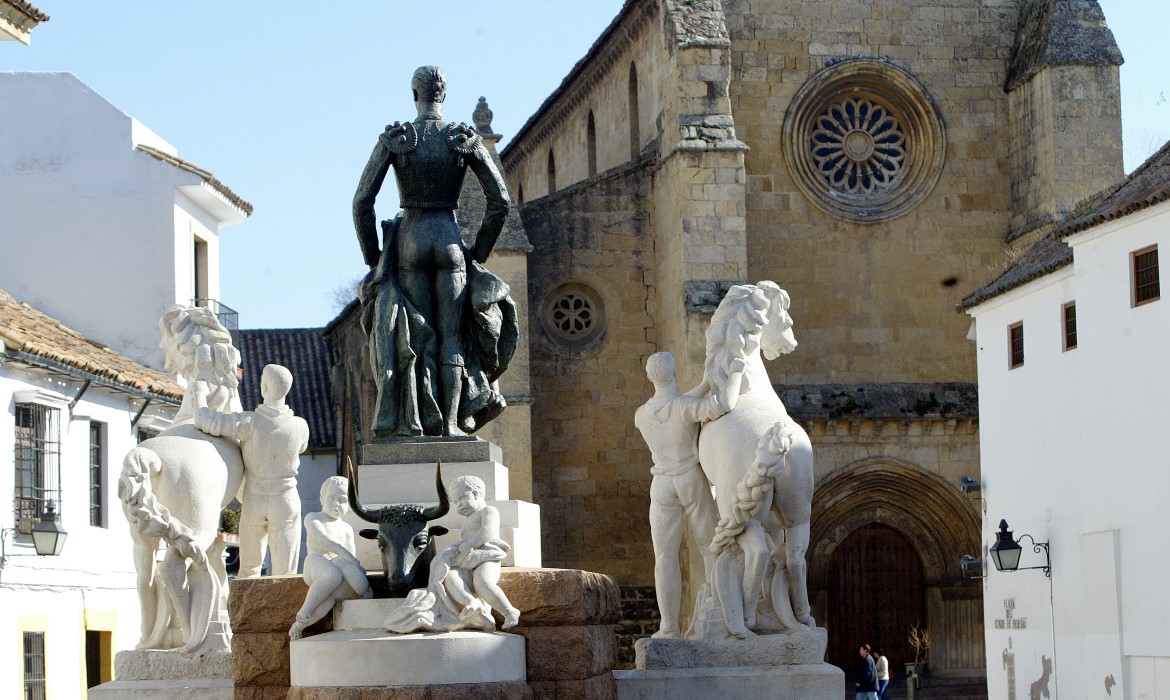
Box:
[550,293,594,338]
[541,283,607,347]
[783,57,945,222]
[811,98,906,195]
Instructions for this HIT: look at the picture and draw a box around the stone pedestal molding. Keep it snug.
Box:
[87,648,234,699]
[614,628,843,699]
[290,630,527,687]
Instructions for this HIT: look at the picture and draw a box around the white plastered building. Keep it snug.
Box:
[0,72,252,370]
[962,142,1170,700]
[0,71,252,698]
[1,288,182,699]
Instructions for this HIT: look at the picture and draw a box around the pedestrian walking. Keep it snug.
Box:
[855,643,879,700]
[873,646,891,700]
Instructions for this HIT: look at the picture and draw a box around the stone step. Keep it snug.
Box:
[289,629,526,687]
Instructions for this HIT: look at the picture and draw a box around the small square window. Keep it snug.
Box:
[1132,245,1159,306]
[1008,322,1024,369]
[1062,302,1077,351]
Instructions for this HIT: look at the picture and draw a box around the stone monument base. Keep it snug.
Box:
[613,628,844,699]
[88,647,233,700]
[636,626,828,668]
[87,678,233,700]
[290,630,526,687]
[613,663,843,699]
[282,681,533,699]
[349,437,542,569]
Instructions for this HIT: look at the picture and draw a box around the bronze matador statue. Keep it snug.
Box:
[353,65,517,440]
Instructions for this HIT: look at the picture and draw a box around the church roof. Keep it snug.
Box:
[0,288,182,400]
[238,328,335,450]
[136,144,254,217]
[1005,0,1123,92]
[960,139,1170,311]
[501,0,650,164]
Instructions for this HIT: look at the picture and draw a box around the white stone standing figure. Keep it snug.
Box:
[289,476,372,640]
[195,362,309,578]
[635,350,748,639]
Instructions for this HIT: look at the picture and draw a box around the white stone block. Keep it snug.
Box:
[290,630,526,686]
[333,597,408,631]
[358,461,510,503]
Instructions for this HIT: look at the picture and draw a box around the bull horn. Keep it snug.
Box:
[422,460,450,521]
[346,456,379,524]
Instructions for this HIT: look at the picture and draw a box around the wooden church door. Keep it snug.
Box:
[826,523,926,675]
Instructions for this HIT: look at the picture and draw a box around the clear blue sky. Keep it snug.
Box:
[3,1,1165,329]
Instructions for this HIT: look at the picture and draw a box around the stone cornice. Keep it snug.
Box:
[777,381,979,422]
[501,0,657,169]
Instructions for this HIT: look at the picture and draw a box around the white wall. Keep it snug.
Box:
[0,72,236,370]
[0,362,178,699]
[969,200,1170,700]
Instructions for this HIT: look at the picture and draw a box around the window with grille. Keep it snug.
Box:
[14,404,62,535]
[90,421,105,528]
[1062,302,1077,351]
[23,631,46,700]
[137,428,159,443]
[1008,322,1024,369]
[1132,245,1159,306]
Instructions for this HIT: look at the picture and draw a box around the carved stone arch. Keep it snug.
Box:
[809,457,979,586]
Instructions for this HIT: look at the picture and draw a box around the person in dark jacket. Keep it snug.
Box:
[855,643,879,700]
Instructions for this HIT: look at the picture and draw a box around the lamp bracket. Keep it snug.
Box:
[1016,533,1051,577]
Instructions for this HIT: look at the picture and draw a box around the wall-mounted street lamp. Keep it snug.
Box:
[1,502,68,567]
[30,502,68,557]
[989,519,1049,577]
[959,475,981,499]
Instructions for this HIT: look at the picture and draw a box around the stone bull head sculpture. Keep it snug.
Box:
[346,458,450,597]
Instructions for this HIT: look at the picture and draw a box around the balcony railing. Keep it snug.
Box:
[191,298,239,332]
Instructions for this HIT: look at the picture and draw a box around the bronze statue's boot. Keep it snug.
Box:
[441,364,467,437]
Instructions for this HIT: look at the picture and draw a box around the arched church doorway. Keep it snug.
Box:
[826,523,925,674]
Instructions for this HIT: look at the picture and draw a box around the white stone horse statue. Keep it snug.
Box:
[118,306,245,655]
[697,282,815,639]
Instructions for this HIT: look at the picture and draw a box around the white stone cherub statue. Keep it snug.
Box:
[194,360,309,578]
[384,475,521,633]
[289,476,372,640]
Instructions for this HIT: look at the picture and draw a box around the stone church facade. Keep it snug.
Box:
[497,0,1123,674]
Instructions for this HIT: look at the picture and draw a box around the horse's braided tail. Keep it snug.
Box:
[709,420,794,554]
[118,446,207,567]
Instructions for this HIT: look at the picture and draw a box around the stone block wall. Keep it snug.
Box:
[503,1,664,201]
[614,585,660,669]
[519,160,658,585]
[230,575,316,697]
[229,568,621,700]
[726,0,1017,385]
[1008,64,1123,235]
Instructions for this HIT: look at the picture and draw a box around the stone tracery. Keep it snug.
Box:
[811,97,907,195]
[784,57,945,222]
